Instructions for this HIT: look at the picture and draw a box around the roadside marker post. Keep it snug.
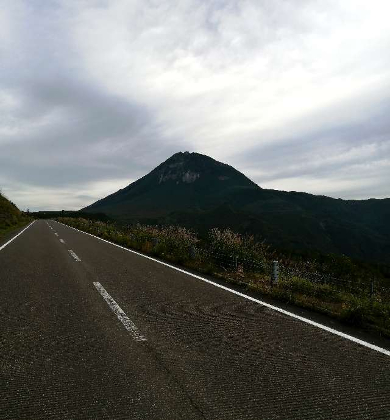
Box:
[271,261,279,286]
[55,220,390,357]
[189,245,197,259]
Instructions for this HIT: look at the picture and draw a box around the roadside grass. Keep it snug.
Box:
[0,219,31,242]
[56,217,390,338]
[0,192,31,242]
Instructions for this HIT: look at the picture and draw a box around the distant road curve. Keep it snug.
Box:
[0,219,389,420]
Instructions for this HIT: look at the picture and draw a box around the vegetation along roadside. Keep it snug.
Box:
[0,192,32,242]
[56,216,390,339]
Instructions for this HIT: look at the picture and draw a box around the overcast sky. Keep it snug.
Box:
[1,0,389,211]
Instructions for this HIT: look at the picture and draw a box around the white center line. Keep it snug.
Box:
[93,282,147,342]
[59,239,65,244]
[68,249,81,261]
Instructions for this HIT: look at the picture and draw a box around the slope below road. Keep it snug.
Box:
[1,220,389,419]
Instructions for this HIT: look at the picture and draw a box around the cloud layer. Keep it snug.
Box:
[1,0,389,210]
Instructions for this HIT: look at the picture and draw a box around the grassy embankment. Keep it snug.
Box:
[57,217,390,338]
[0,193,31,241]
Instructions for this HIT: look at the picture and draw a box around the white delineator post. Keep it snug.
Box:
[271,261,279,285]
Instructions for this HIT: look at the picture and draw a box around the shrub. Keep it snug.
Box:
[339,297,368,327]
[208,228,267,273]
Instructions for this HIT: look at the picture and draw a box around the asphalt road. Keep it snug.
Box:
[1,219,389,420]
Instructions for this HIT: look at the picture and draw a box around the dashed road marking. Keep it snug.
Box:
[54,233,59,236]
[93,282,147,342]
[68,249,81,262]
[55,220,390,357]
[59,239,65,244]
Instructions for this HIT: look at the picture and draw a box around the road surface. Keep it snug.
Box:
[1,220,389,419]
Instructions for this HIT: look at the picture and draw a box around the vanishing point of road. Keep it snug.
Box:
[1,220,389,419]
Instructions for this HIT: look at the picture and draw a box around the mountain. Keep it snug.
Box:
[84,152,259,219]
[83,152,390,264]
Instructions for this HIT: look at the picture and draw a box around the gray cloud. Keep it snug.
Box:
[1,0,389,210]
[234,92,390,199]
[1,75,173,182]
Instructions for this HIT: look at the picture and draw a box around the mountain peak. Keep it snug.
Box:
[153,151,255,186]
[165,151,213,164]
[83,151,259,216]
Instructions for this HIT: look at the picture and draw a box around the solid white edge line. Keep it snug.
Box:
[68,249,81,262]
[54,220,390,357]
[93,281,146,342]
[0,221,35,252]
